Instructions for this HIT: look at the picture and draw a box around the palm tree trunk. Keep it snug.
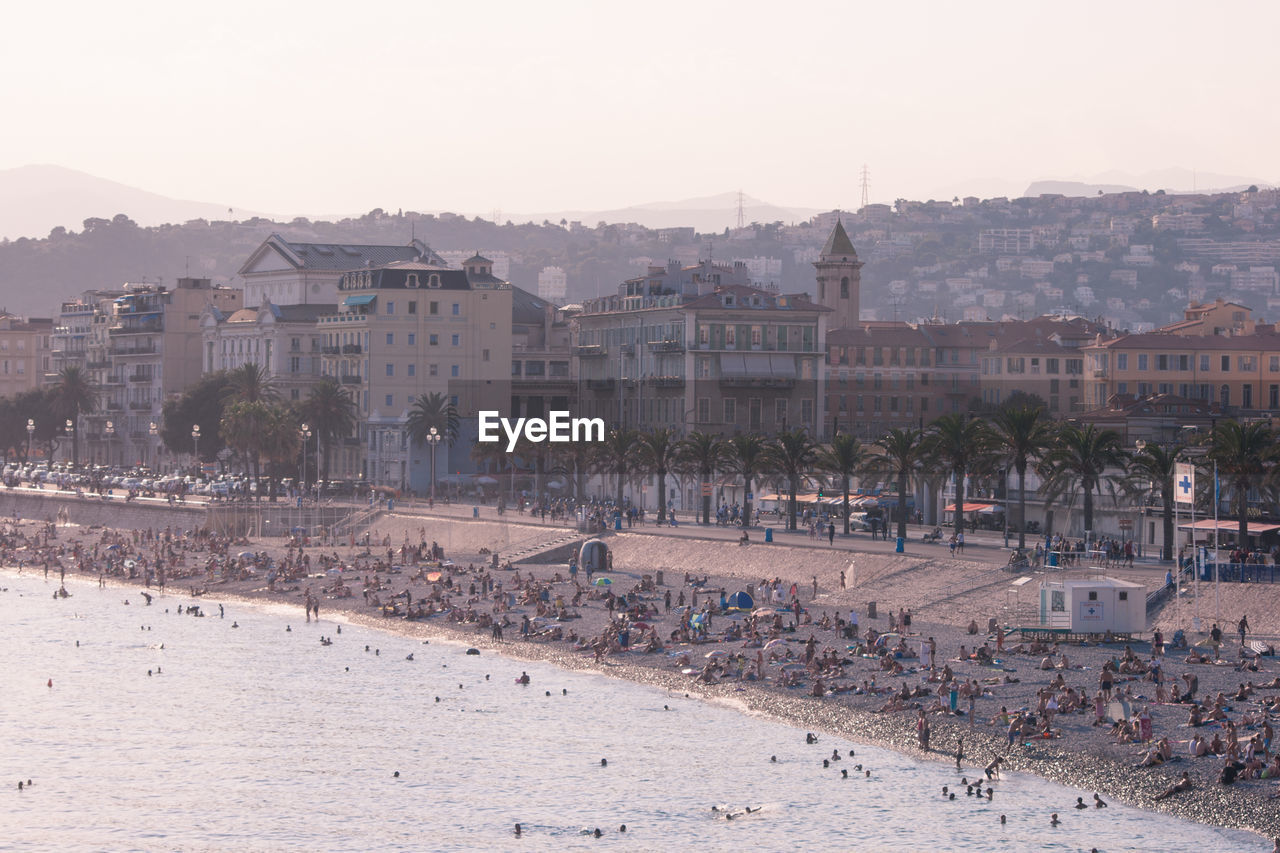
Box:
[657,469,667,522]
[842,475,850,535]
[953,468,966,539]
[1083,484,1094,539]
[1017,465,1028,550]
[1161,492,1174,561]
[897,469,909,541]
[1237,482,1248,549]
[615,468,624,509]
[743,473,753,527]
[788,476,798,531]
[701,465,712,524]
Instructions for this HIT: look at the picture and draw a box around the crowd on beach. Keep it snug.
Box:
[6,503,1280,844]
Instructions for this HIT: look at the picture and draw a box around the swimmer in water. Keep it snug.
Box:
[513,823,521,837]
[1050,813,1060,827]
[1093,793,1107,808]
[1074,797,1088,809]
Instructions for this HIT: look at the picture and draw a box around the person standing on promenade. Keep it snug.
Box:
[1238,615,1249,647]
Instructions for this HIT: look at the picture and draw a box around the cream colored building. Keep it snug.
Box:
[0,314,53,399]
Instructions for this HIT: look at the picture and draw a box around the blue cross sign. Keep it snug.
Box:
[1175,463,1195,504]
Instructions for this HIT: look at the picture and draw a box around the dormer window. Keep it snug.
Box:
[723,295,735,307]
[406,274,420,288]
[428,274,442,288]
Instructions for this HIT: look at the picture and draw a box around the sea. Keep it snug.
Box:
[0,571,1264,852]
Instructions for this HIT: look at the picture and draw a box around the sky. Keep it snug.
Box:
[3,0,1278,218]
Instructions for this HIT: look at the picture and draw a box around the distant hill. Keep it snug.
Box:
[506,192,824,233]
[1025,168,1273,199]
[0,164,265,240]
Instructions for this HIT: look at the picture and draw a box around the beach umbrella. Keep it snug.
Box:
[426,571,442,582]
[593,577,611,586]
[705,650,729,659]
[763,638,786,651]
[124,559,136,569]
[105,544,121,551]
[237,551,255,560]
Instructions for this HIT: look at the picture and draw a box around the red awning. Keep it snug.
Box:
[943,502,997,513]
[1178,519,1280,534]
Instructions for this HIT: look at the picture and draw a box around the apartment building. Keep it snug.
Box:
[0,314,53,399]
[511,287,575,423]
[200,301,334,403]
[84,278,242,468]
[573,261,829,438]
[317,256,511,489]
[49,292,122,380]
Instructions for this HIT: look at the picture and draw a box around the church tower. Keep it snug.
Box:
[812,219,863,331]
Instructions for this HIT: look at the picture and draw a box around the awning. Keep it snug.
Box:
[343,293,377,306]
[1178,519,1280,534]
[720,353,748,376]
[943,502,998,513]
[768,355,797,377]
[743,353,772,375]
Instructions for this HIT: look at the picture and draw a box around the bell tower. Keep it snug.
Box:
[812,219,863,330]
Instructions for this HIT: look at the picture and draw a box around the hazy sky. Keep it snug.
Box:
[5,0,1278,217]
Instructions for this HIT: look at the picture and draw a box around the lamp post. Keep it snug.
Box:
[425,426,442,503]
[26,418,34,464]
[104,420,115,468]
[65,419,74,468]
[300,423,312,495]
[149,422,158,473]
[191,424,201,476]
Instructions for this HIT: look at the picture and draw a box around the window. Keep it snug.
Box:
[524,361,544,377]
[429,301,439,315]
[1088,591,1098,601]
[451,334,460,346]
[549,361,569,377]
[512,361,522,377]
[386,333,394,346]
[1116,354,1127,371]
[1240,355,1258,372]
[840,276,850,298]
[290,356,300,373]
[451,303,460,316]
[723,398,736,423]
[1156,354,1169,371]
[408,301,417,314]
[1118,591,1128,602]
[1243,384,1253,408]
[1222,355,1231,372]
[1179,354,1190,371]
[751,326,762,346]
[725,326,736,346]
[1221,384,1230,406]
[407,364,415,377]
[429,364,438,377]
[1137,354,1148,371]
[696,397,710,422]
[1200,355,1211,372]
[801,399,813,423]
[1271,356,1280,372]
[774,399,788,424]
[407,334,415,346]
[385,363,394,377]
[385,301,395,315]
[1046,358,1059,374]
[696,357,711,378]
[429,334,439,346]
[450,365,460,378]
[385,395,393,407]
[1270,385,1278,409]
[482,348,490,362]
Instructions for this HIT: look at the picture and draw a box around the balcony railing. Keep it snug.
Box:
[718,376,795,389]
[110,344,157,356]
[586,378,616,391]
[649,340,685,353]
[109,321,163,335]
[129,373,152,382]
[339,375,362,385]
[86,360,111,369]
[321,345,341,355]
[130,401,152,410]
[574,345,607,357]
[342,343,362,354]
[651,376,685,387]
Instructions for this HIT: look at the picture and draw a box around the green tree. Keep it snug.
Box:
[223,363,279,404]
[299,378,356,484]
[817,433,867,535]
[549,439,593,503]
[220,400,276,494]
[635,428,679,522]
[723,433,769,527]
[1208,420,1277,546]
[989,405,1056,549]
[763,428,818,531]
[160,372,232,461]
[1042,423,1125,537]
[51,366,98,468]
[259,404,302,501]
[406,391,459,446]
[870,427,926,542]
[1124,443,1182,561]
[593,428,639,509]
[676,430,727,525]
[923,414,996,539]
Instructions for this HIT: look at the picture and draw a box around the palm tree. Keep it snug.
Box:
[300,378,356,484]
[723,433,768,527]
[550,440,593,503]
[764,428,818,531]
[922,414,996,539]
[818,433,867,535]
[406,392,459,446]
[259,405,302,502]
[870,427,926,542]
[635,428,679,522]
[51,366,97,468]
[989,405,1056,549]
[1124,443,1182,561]
[220,400,274,495]
[676,430,727,525]
[1208,420,1277,546]
[593,428,639,509]
[1042,423,1125,538]
[223,363,279,404]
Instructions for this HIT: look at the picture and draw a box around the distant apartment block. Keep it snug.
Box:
[0,313,52,400]
[978,228,1034,254]
[537,266,568,303]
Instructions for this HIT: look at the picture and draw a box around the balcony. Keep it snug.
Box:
[86,360,111,369]
[321,345,341,355]
[651,376,685,388]
[109,320,163,335]
[586,378,616,391]
[130,401,152,411]
[1092,368,1107,378]
[718,376,795,389]
[339,375,362,385]
[342,343,362,355]
[574,345,607,358]
[129,372,152,383]
[106,402,123,411]
[649,340,685,353]
[102,375,125,386]
[110,344,157,357]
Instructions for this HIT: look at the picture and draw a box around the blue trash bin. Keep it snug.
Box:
[764,528,773,543]
[472,506,479,519]
[895,536,905,553]
[615,516,622,531]
[1048,551,1059,567]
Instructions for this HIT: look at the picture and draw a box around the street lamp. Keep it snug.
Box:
[300,423,312,494]
[149,422,158,472]
[425,426,442,503]
[191,424,201,475]
[65,419,74,468]
[26,418,34,463]
[104,420,115,468]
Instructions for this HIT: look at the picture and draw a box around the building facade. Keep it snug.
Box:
[200,301,334,403]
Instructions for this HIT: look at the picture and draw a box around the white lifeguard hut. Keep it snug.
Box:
[1037,577,1145,635]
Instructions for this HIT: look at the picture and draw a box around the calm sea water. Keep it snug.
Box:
[0,571,1263,852]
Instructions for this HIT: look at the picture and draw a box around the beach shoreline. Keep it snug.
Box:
[7,509,1279,845]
